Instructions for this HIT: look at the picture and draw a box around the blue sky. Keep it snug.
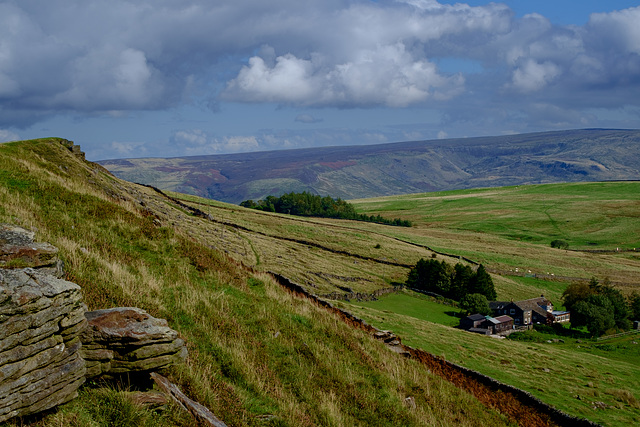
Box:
[1,0,639,160]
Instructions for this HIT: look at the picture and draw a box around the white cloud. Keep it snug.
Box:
[224,43,465,107]
[0,0,639,146]
[0,129,19,142]
[110,141,148,157]
[588,7,640,54]
[510,59,561,93]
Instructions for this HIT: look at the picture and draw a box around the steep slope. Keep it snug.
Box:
[0,138,514,426]
[100,129,640,203]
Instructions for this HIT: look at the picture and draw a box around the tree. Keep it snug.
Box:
[406,258,453,296]
[563,278,632,333]
[451,263,474,301]
[599,282,631,330]
[630,292,640,321]
[469,264,497,301]
[571,295,615,336]
[550,239,569,249]
[460,293,492,316]
[562,282,594,312]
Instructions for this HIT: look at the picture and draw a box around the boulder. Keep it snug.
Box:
[80,307,187,379]
[0,268,87,422]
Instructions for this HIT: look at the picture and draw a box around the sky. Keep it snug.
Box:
[1,0,640,160]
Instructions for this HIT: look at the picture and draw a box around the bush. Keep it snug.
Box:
[459,293,491,315]
[550,239,569,249]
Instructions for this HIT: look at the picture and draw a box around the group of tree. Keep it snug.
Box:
[562,277,639,336]
[406,258,497,313]
[240,191,412,227]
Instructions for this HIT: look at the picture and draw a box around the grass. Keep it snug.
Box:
[339,293,640,427]
[349,290,462,327]
[350,183,640,295]
[0,138,512,426]
[3,138,639,426]
[352,182,640,249]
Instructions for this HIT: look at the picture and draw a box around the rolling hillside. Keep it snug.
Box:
[99,129,640,203]
[2,138,638,426]
[0,138,516,426]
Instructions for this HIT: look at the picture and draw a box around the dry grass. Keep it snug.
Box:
[0,138,514,426]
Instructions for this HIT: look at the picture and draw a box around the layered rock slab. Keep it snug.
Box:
[80,307,187,379]
[0,268,87,422]
[0,224,64,277]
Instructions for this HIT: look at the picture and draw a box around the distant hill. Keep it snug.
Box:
[99,129,640,203]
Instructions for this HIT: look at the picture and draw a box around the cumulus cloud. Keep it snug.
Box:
[0,0,639,144]
[170,130,260,155]
[224,43,465,107]
[109,141,149,157]
[510,59,561,93]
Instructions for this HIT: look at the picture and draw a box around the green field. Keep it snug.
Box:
[339,291,640,427]
[349,291,461,327]
[352,182,640,249]
[0,139,514,427]
[4,138,640,426]
[350,182,640,297]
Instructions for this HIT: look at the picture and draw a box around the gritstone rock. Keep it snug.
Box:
[80,307,187,379]
[0,268,87,422]
[0,224,64,278]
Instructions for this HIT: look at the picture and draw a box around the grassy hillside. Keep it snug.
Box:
[99,129,640,203]
[3,137,639,426]
[340,290,640,427]
[0,138,512,426]
[351,182,640,302]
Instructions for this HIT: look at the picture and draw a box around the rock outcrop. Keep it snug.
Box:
[0,225,187,423]
[80,307,187,379]
[0,224,64,278]
[0,268,87,422]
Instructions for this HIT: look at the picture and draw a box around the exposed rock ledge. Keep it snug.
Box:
[0,268,86,422]
[81,307,188,379]
[0,225,187,423]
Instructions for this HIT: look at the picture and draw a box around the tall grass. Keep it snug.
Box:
[0,139,511,426]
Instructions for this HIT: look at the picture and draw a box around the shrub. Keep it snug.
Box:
[550,239,569,249]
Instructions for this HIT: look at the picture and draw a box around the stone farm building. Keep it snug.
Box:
[489,296,570,326]
[460,314,514,335]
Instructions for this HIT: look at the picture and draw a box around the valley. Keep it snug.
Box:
[1,138,639,426]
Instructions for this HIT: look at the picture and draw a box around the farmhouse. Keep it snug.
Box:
[460,313,486,330]
[460,314,514,335]
[489,296,569,326]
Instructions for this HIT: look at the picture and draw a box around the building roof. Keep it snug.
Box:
[494,315,513,323]
[515,297,551,318]
[490,297,552,318]
[466,314,487,322]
